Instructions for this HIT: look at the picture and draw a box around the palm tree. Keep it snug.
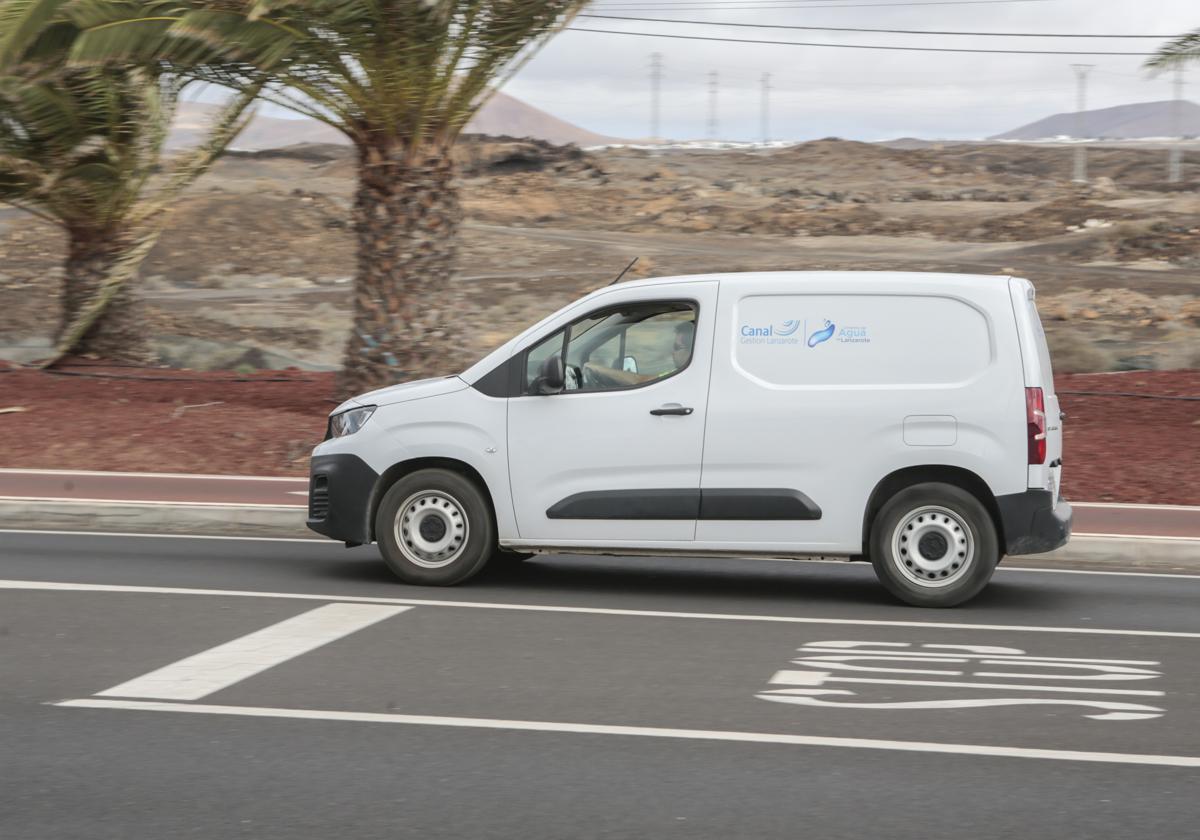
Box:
[0,0,253,364]
[1147,30,1200,69]
[68,0,590,393]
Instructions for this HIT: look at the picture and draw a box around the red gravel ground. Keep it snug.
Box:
[1055,370,1199,505]
[0,362,1197,504]
[0,362,335,477]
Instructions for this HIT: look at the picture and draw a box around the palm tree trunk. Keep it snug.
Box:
[59,234,152,363]
[339,141,462,396]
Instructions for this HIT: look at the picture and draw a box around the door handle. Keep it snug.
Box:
[650,405,694,416]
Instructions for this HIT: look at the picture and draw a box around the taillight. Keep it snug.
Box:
[1025,387,1046,465]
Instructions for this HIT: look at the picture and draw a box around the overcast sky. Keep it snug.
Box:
[499,0,1199,141]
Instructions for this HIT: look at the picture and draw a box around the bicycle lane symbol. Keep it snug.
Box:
[756,641,1166,722]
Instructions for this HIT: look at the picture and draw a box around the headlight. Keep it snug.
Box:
[328,405,376,438]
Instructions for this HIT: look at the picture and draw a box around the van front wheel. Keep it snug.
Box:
[869,483,999,608]
[375,469,495,586]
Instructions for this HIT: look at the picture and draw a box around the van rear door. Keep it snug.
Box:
[1009,277,1063,504]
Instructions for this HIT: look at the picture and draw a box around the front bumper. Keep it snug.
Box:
[995,489,1073,556]
[306,453,380,545]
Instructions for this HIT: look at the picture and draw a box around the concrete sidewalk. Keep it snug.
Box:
[0,469,1197,572]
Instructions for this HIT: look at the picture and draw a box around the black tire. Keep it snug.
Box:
[375,468,495,586]
[869,482,999,608]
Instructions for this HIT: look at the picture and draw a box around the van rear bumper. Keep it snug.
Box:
[996,489,1073,556]
[305,453,379,545]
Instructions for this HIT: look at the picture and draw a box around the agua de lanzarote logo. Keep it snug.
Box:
[807,319,836,348]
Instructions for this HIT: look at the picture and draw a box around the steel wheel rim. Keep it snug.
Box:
[393,491,469,569]
[889,505,974,588]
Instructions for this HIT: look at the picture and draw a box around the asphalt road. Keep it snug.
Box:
[3,531,1199,840]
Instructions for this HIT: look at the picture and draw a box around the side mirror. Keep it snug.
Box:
[538,355,565,394]
[622,355,639,374]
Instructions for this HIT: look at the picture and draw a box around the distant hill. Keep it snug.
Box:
[466,91,624,147]
[991,99,1200,141]
[171,91,623,150]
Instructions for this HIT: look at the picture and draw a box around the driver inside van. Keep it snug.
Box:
[580,318,695,388]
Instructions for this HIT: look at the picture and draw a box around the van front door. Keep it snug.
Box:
[507,283,716,544]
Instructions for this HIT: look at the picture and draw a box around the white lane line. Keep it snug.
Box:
[4,529,1200,580]
[746,555,1200,576]
[0,468,304,482]
[5,579,1200,639]
[96,604,408,701]
[0,497,304,509]
[54,698,1200,768]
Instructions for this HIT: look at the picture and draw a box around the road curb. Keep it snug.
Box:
[1016,535,1200,574]
[1,499,1197,573]
[0,499,311,539]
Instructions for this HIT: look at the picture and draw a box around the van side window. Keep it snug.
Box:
[524,329,566,393]
[525,301,697,395]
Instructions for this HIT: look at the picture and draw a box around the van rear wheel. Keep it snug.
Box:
[375,469,495,586]
[869,482,999,608]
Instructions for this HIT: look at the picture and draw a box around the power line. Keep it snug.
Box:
[566,28,1162,56]
[596,0,1046,3]
[578,15,1175,39]
[588,0,1056,7]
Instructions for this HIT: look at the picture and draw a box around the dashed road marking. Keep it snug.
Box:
[96,604,409,701]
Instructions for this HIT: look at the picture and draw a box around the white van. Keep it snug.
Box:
[307,272,1070,607]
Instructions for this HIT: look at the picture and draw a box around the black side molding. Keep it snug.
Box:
[547,488,821,521]
[548,489,699,520]
[700,488,821,520]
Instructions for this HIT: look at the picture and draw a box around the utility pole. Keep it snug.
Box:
[1071,64,1094,183]
[1169,65,1185,184]
[707,71,719,141]
[649,52,663,142]
[760,72,772,144]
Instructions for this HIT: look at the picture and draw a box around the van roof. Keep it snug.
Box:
[610,270,1015,291]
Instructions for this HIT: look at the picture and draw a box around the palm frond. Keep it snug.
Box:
[150,0,590,150]
[0,0,72,66]
[1146,30,1200,70]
